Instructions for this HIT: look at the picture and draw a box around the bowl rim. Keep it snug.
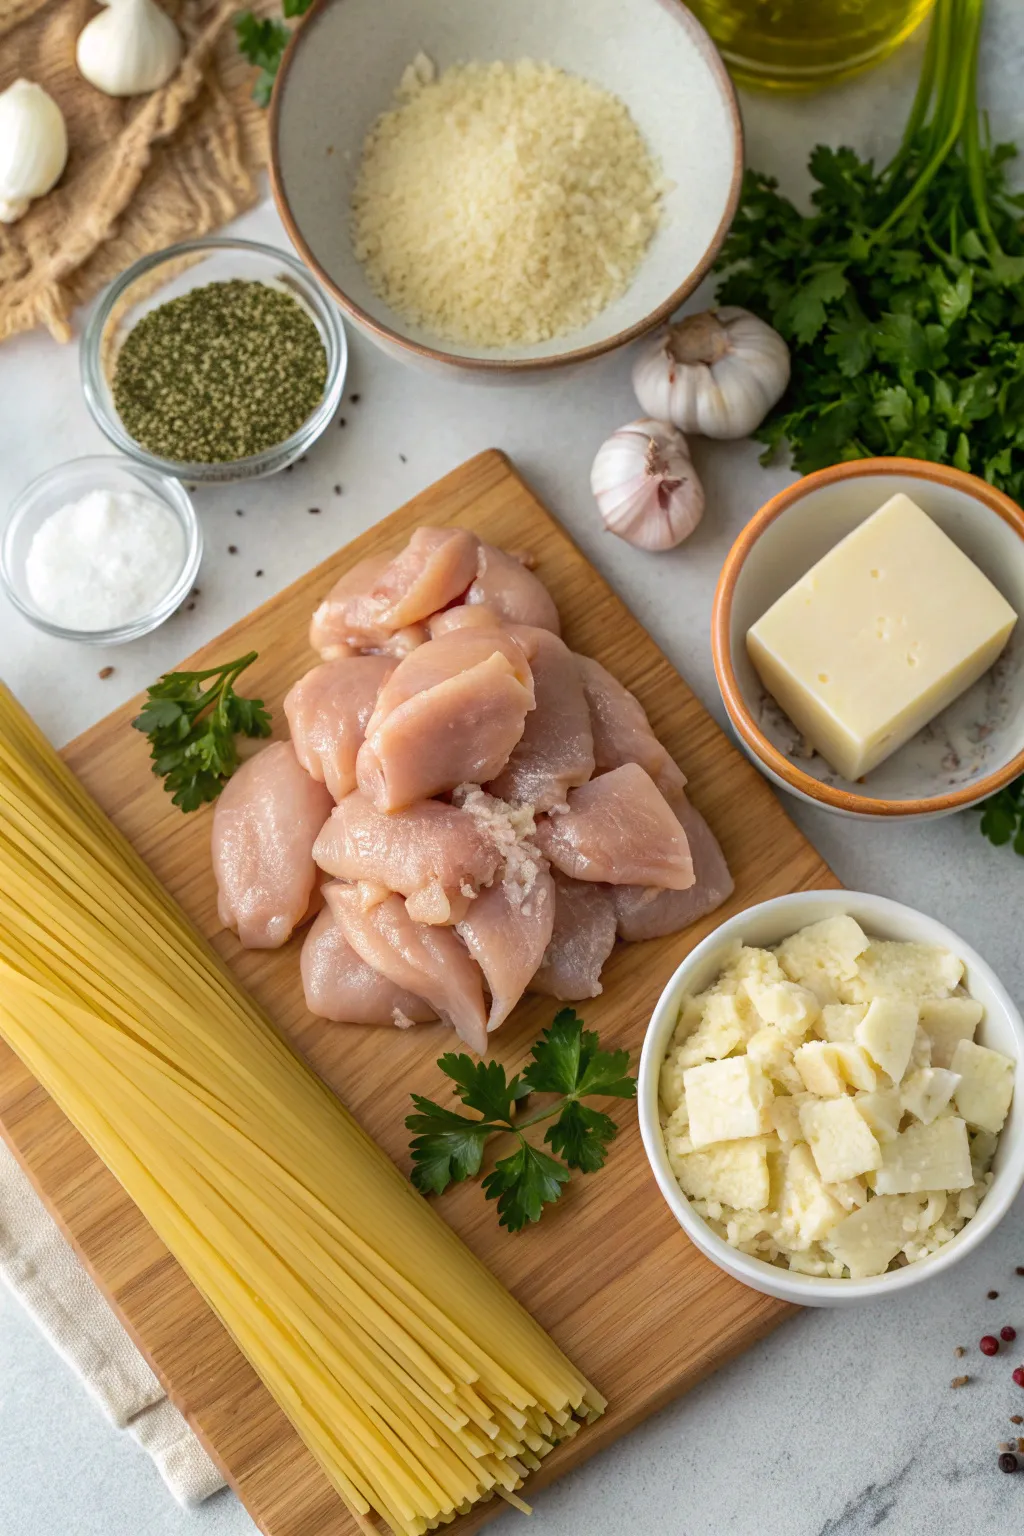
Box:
[268,0,745,373]
[711,456,1024,817]
[637,888,1024,1304]
[80,237,348,481]
[0,455,202,646]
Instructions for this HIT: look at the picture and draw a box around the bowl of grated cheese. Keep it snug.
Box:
[269,0,743,377]
[638,890,1024,1306]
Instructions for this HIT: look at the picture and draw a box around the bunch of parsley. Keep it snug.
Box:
[235,0,313,106]
[407,1011,636,1232]
[715,0,1024,503]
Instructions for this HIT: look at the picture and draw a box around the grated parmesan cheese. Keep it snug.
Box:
[351,55,664,348]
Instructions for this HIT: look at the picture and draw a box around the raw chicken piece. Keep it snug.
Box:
[283,656,394,801]
[427,604,503,638]
[457,864,555,1032]
[312,792,502,924]
[466,542,561,634]
[301,905,436,1025]
[326,884,488,1053]
[612,795,734,941]
[356,629,535,811]
[530,874,617,1001]
[487,626,595,811]
[309,528,479,655]
[534,764,694,888]
[212,741,334,949]
[575,654,686,800]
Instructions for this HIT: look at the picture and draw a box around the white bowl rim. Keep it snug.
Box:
[638,889,1024,1305]
[268,0,745,373]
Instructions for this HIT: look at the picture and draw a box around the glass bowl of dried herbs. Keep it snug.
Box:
[81,238,348,483]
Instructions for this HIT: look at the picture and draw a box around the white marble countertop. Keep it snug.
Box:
[4,8,1024,1533]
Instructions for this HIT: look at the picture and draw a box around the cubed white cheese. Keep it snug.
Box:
[854,1087,903,1143]
[871,1116,973,1194]
[825,1176,869,1212]
[799,1097,882,1183]
[744,493,1017,781]
[843,940,963,1004]
[951,1039,1015,1134]
[683,1057,774,1149]
[855,997,919,1083]
[769,1096,805,1144]
[774,1144,846,1249]
[908,1026,932,1073]
[793,1041,846,1097]
[816,1003,868,1043]
[900,1067,960,1125]
[723,945,787,987]
[919,996,983,1068]
[659,1052,687,1114]
[831,1042,879,1092]
[776,915,870,1005]
[746,1028,803,1093]
[744,980,820,1043]
[824,1194,925,1279]
[672,1139,772,1212]
[673,991,754,1068]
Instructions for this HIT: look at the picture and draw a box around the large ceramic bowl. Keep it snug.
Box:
[711,459,1024,821]
[638,890,1024,1307]
[270,0,742,378]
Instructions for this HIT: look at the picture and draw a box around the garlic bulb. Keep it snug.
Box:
[590,420,704,552]
[0,79,68,224]
[76,0,183,99]
[632,306,790,440]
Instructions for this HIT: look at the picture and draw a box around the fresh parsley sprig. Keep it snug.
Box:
[132,652,271,812]
[714,0,1024,505]
[977,775,1024,854]
[235,0,314,107]
[406,1010,636,1232]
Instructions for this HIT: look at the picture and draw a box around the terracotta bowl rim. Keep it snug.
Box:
[711,456,1024,818]
[268,0,745,373]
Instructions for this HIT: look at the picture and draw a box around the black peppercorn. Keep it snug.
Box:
[998,1452,1018,1473]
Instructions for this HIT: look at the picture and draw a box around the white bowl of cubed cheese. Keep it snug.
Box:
[638,889,1024,1306]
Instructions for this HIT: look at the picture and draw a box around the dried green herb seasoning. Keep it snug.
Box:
[112,279,327,464]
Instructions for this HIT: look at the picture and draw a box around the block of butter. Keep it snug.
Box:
[746,493,1017,781]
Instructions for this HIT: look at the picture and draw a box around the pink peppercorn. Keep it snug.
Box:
[1002,1327,1018,1343]
[1014,1367,1024,1388]
[981,1336,1000,1356]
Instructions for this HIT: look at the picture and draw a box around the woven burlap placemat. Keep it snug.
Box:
[0,0,273,344]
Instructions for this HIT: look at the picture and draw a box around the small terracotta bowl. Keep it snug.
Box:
[711,458,1024,822]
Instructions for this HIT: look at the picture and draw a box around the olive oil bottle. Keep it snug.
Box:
[689,0,936,89]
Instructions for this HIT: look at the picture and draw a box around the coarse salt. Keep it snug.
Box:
[25,488,185,631]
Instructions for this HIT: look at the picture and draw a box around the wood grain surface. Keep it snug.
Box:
[0,450,837,1536]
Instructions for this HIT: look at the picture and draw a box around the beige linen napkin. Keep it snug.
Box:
[0,1136,225,1506]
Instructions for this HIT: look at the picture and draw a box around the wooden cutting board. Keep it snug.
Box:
[0,450,836,1536]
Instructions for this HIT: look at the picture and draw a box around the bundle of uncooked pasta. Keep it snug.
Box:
[0,683,602,1536]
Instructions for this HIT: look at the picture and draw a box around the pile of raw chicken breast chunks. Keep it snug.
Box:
[212,528,733,1055]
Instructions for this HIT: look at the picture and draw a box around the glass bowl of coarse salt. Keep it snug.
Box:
[81,238,347,483]
[1,456,202,645]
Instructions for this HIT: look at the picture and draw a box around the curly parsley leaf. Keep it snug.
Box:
[235,0,313,106]
[406,1012,636,1232]
[132,652,271,812]
[977,776,1024,853]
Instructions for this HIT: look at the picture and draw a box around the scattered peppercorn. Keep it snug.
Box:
[333,484,342,495]
[998,1453,1018,1473]
[951,1375,970,1388]
[98,666,114,679]
[191,587,200,596]
[1002,1327,1017,1342]
[255,569,264,578]
[186,601,195,611]
[112,280,327,463]
[1017,1267,1024,1276]
[236,508,244,517]
[399,453,407,463]
[338,417,346,428]
[228,545,238,555]
[1013,1367,1024,1388]
[308,507,321,515]
[350,393,361,403]
[989,1290,1000,1299]
[1013,1416,1024,1425]
[981,1336,1000,1355]
[954,1346,966,1358]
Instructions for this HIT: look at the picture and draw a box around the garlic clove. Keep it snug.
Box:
[632,306,790,441]
[0,79,68,224]
[77,0,183,99]
[590,419,704,553]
